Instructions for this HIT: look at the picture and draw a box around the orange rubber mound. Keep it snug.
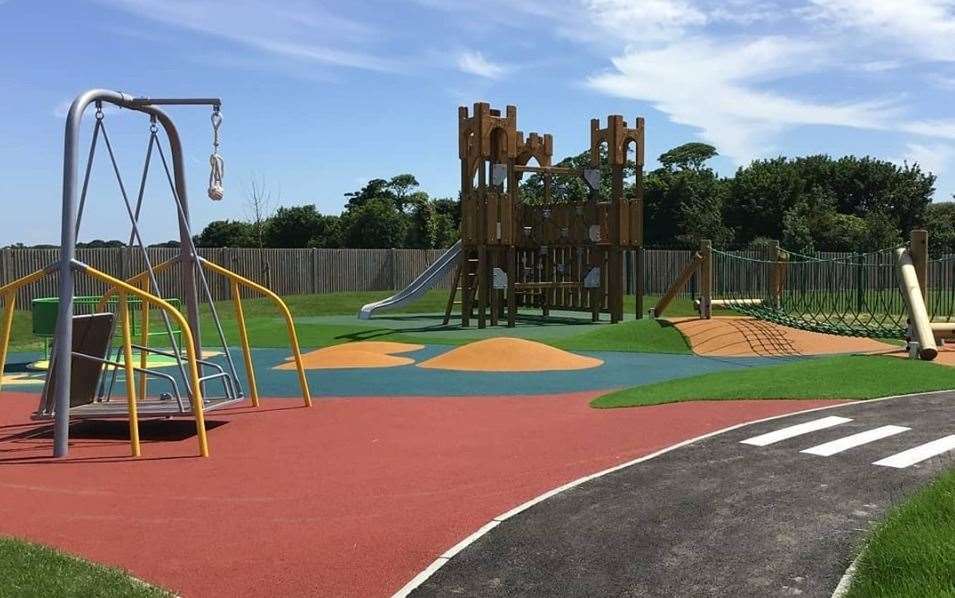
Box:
[668,316,896,357]
[276,341,424,370]
[417,337,603,372]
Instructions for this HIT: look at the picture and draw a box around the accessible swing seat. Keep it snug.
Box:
[32,312,243,421]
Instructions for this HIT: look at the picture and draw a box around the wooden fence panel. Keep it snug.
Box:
[3,246,868,305]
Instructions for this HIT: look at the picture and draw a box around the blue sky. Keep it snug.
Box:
[3,0,955,245]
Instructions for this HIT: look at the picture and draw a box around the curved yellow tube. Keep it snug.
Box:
[200,258,311,407]
[82,264,209,457]
[231,280,259,407]
[118,293,141,457]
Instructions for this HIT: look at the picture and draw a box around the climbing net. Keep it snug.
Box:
[710,246,923,338]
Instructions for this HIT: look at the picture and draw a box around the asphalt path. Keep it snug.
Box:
[413,391,955,597]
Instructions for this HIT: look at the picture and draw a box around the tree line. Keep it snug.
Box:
[193,142,954,254]
[6,143,953,255]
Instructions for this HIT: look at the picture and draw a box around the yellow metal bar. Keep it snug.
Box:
[97,256,179,310]
[138,278,150,401]
[200,258,311,407]
[0,267,54,396]
[82,265,210,457]
[231,280,259,407]
[0,267,51,297]
[118,293,141,457]
[0,293,16,395]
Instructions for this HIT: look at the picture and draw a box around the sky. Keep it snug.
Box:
[3,0,955,245]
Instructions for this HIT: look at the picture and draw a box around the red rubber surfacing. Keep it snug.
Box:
[0,391,841,597]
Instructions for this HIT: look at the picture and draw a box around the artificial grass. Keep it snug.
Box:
[592,355,955,408]
[845,468,955,597]
[552,318,691,354]
[0,537,171,597]
[4,291,705,354]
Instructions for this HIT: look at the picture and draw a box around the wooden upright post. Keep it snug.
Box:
[767,240,780,308]
[635,247,645,319]
[700,239,712,319]
[910,229,928,299]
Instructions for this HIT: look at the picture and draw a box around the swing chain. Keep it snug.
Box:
[208,105,224,201]
[95,101,104,121]
[149,114,158,134]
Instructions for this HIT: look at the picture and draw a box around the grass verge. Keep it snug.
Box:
[3,291,703,353]
[845,468,955,597]
[0,536,171,597]
[592,355,955,408]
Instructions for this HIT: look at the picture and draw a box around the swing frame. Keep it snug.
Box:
[0,89,311,459]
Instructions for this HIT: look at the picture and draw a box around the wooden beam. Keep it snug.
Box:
[654,252,702,317]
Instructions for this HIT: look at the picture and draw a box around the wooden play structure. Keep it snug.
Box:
[443,103,645,328]
[654,230,946,361]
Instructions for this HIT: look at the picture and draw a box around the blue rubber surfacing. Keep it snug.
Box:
[2,347,803,399]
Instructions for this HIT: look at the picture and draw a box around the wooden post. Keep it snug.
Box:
[700,239,712,319]
[767,240,780,308]
[654,252,702,318]
[896,247,937,360]
[635,247,645,319]
[910,229,928,299]
[507,246,516,327]
[477,245,487,329]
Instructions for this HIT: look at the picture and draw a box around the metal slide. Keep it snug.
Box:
[358,240,462,319]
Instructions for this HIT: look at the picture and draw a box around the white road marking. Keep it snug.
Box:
[740,416,852,447]
[873,435,955,468]
[801,425,910,456]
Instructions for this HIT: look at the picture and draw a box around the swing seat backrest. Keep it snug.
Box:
[39,313,115,412]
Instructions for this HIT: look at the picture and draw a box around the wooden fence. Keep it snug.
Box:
[0,246,856,306]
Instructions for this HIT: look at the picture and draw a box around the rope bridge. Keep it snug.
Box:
[682,240,954,344]
[710,247,913,338]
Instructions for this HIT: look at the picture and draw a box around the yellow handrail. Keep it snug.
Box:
[97,256,179,310]
[118,292,142,457]
[231,280,259,407]
[0,293,16,395]
[138,278,150,402]
[81,264,210,457]
[199,257,312,407]
[0,267,55,395]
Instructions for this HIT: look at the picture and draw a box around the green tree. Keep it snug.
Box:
[264,205,333,248]
[921,202,955,256]
[644,143,729,247]
[196,220,254,247]
[659,142,718,171]
[340,199,409,248]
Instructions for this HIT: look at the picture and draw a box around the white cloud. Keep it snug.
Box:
[583,0,707,42]
[456,51,508,79]
[95,0,400,72]
[805,0,955,62]
[588,36,899,161]
[899,142,955,176]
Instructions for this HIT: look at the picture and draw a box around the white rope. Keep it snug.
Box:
[208,152,224,201]
[208,108,224,200]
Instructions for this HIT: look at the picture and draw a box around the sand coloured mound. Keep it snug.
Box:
[417,337,603,372]
[669,316,896,357]
[277,341,424,370]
